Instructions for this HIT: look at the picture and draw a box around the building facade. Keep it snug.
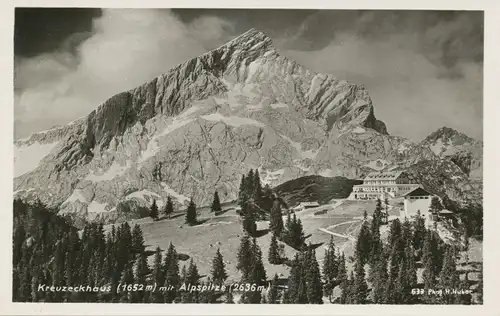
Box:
[401,187,435,226]
[349,171,420,200]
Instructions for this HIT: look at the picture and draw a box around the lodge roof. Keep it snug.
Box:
[403,187,432,197]
[364,171,404,181]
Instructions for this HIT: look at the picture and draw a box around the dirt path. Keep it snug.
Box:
[318,227,355,241]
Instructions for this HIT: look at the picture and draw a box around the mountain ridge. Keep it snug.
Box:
[13,28,481,224]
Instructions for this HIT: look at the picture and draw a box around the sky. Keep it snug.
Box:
[14,9,483,141]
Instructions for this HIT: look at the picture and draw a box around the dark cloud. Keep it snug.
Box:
[14,9,483,141]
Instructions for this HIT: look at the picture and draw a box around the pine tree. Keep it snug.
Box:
[286,254,302,303]
[253,169,263,206]
[242,203,257,237]
[151,246,164,303]
[287,213,305,249]
[184,259,201,303]
[211,248,228,285]
[236,234,253,280]
[355,218,372,266]
[185,199,197,225]
[353,258,368,304]
[131,224,145,256]
[268,232,281,264]
[211,191,222,214]
[149,199,159,221]
[371,250,388,304]
[322,236,338,302]
[133,251,149,303]
[338,253,349,304]
[412,210,427,256]
[269,200,284,236]
[388,218,402,247]
[238,175,248,208]
[163,242,180,303]
[119,263,134,303]
[305,247,323,304]
[225,288,234,304]
[267,274,280,304]
[439,246,460,304]
[246,169,255,201]
[164,196,174,219]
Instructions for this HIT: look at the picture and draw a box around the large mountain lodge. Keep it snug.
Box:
[348,171,420,200]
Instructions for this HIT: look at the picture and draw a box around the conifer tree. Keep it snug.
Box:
[236,234,253,280]
[412,210,427,255]
[242,203,257,237]
[164,196,174,219]
[225,288,234,304]
[383,273,396,304]
[353,258,368,304]
[439,246,460,304]
[119,263,134,303]
[184,259,201,303]
[185,199,197,225]
[246,169,255,200]
[267,273,280,304]
[163,242,180,303]
[131,224,145,256]
[338,253,349,304]
[286,254,302,303]
[211,191,222,214]
[211,248,228,285]
[322,236,338,302]
[305,247,323,304]
[151,246,164,303]
[269,200,284,236]
[133,251,149,303]
[268,232,281,264]
[388,218,402,247]
[371,250,388,304]
[253,169,263,206]
[238,175,247,208]
[149,199,159,221]
[355,218,372,266]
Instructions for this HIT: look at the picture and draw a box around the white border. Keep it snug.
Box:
[1,1,499,315]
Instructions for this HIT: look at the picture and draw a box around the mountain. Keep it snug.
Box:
[421,126,483,180]
[273,176,362,208]
[13,29,482,224]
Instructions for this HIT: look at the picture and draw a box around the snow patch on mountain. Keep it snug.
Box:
[200,113,265,127]
[63,189,88,205]
[14,141,59,177]
[270,103,288,109]
[85,161,131,182]
[160,182,190,203]
[363,159,392,171]
[352,127,366,134]
[139,117,195,163]
[261,169,285,186]
[281,135,318,160]
[87,200,109,213]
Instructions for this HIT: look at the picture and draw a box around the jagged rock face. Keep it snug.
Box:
[13,29,480,224]
[420,126,483,180]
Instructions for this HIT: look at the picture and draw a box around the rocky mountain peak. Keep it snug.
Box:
[220,28,274,53]
[424,126,475,145]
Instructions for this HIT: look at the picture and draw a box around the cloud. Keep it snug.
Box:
[14,9,231,138]
[14,9,483,142]
[283,11,483,141]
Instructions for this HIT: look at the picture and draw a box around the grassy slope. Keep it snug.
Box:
[104,199,381,285]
